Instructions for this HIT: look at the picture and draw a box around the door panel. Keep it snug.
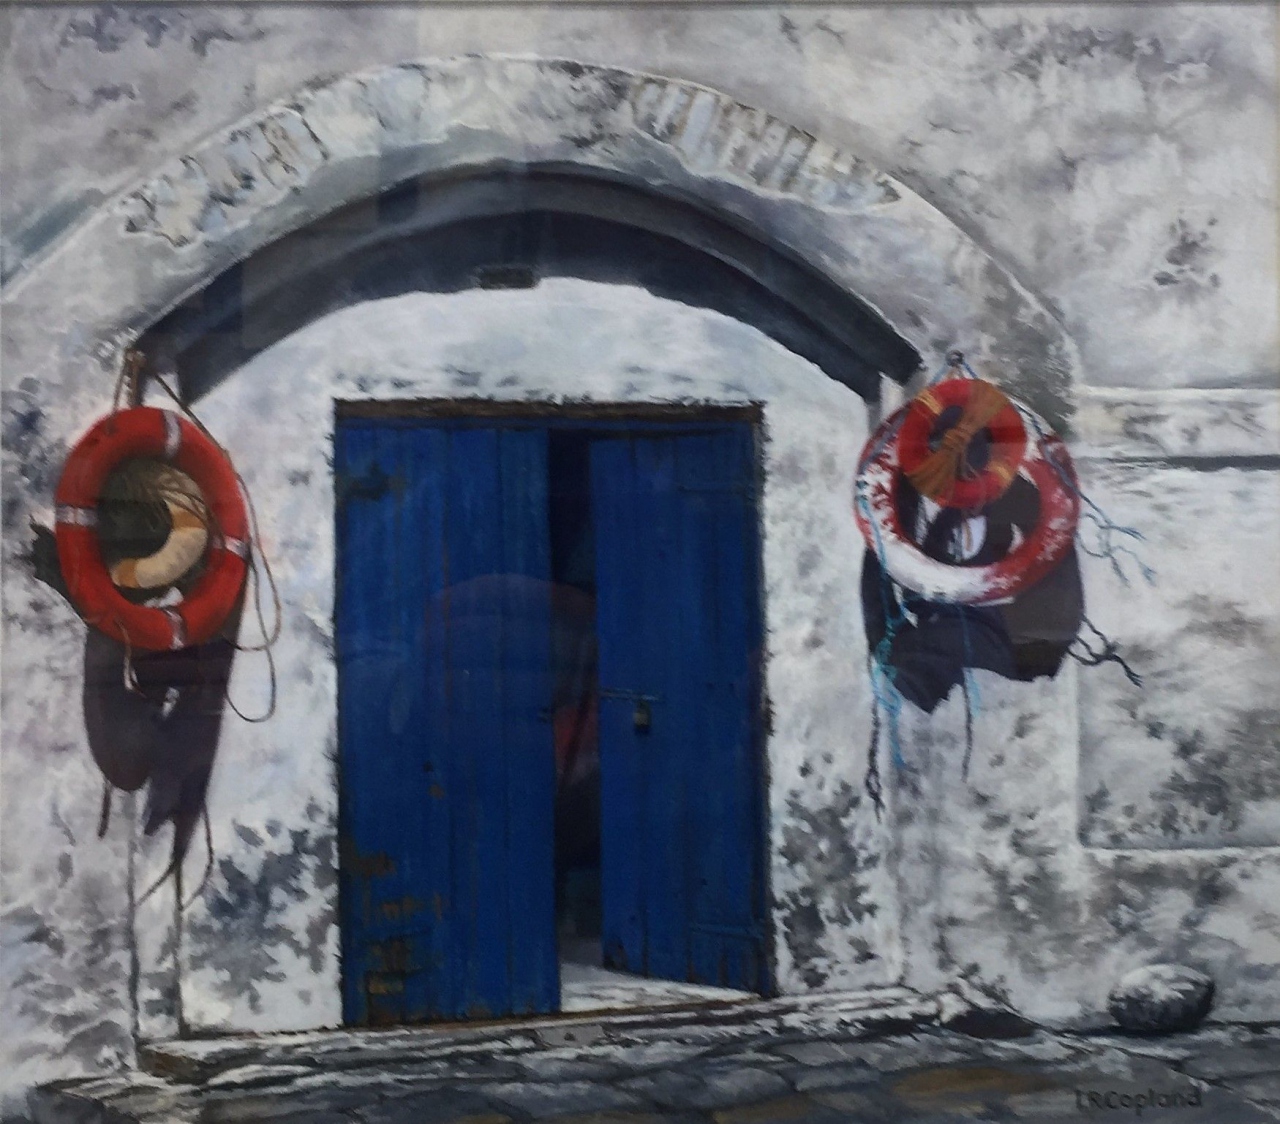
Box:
[336,421,558,1025]
[591,424,767,993]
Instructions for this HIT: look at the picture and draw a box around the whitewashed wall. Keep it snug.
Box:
[183,282,896,1031]
[1,2,1278,1114]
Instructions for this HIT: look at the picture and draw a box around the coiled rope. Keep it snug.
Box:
[149,370,282,723]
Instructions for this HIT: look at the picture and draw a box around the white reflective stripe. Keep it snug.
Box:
[163,412,182,460]
[220,536,250,559]
[56,504,97,527]
[163,609,186,650]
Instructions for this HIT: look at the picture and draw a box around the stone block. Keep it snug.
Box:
[514,1051,621,1082]
[617,1071,705,1109]
[806,1089,896,1122]
[544,1114,703,1124]
[1183,1037,1280,1081]
[357,1088,511,1124]
[712,1093,838,1124]
[483,1081,646,1120]
[1108,965,1215,1033]
[785,1059,879,1092]
[698,1068,793,1108]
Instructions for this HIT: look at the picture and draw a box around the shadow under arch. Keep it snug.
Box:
[132,167,921,403]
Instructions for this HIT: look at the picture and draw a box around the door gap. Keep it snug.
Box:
[549,426,762,1015]
[549,432,608,1006]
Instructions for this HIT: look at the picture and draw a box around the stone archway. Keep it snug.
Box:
[0,54,1090,1079]
[3,55,1079,448]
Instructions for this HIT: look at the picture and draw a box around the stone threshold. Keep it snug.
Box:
[139,984,935,1084]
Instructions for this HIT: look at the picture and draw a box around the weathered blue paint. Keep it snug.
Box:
[335,420,558,1025]
[591,424,768,993]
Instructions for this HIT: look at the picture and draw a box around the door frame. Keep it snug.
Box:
[333,398,776,1011]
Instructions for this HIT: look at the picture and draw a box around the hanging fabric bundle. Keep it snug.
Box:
[898,376,1026,509]
[102,459,210,592]
[854,351,1146,814]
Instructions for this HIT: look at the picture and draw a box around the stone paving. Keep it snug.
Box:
[30,997,1280,1123]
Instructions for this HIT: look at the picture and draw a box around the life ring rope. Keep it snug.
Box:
[57,370,281,722]
[898,375,1027,510]
[109,499,209,590]
[146,371,282,724]
[858,350,1150,816]
[1016,403,1156,588]
[146,372,282,656]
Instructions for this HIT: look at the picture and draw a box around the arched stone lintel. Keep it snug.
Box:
[2,55,1080,434]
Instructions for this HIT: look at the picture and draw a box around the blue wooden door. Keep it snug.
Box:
[335,420,558,1025]
[591,425,768,994]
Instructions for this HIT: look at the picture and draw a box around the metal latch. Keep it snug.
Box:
[599,688,660,735]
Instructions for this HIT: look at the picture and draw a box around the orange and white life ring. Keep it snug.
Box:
[55,407,248,651]
[855,401,1079,605]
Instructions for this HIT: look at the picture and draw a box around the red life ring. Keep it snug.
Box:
[55,407,249,651]
[855,403,1079,605]
[896,377,1028,509]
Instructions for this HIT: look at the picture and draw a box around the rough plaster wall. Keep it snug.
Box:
[1079,464,1280,849]
[889,400,1280,1024]
[0,0,1277,1106]
[0,277,899,1102]
[1,3,1276,389]
[182,281,899,1030]
[0,29,1069,1104]
[890,664,1280,1026]
[891,669,1091,1021]
[1,376,185,1108]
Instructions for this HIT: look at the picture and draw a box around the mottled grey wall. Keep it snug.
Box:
[181,284,897,1032]
[1080,462,1280,849]
[1,2,1277,1113]
[3,4,1275,388]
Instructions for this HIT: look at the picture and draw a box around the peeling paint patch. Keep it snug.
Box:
[58,6,266,58]
[120,109,327,247]
[1151,217,1221,297]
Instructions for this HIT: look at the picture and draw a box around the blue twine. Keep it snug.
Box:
[927,359,956,386]
[957,604,982,779]
[854,414,912,772]
[871,349,1148,782]
[857,397,991,781]
[855,478,909,772]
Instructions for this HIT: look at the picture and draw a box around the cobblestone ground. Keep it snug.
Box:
[33,1017,1280,1123]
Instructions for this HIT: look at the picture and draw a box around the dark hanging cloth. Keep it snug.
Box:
[30,517,239,881]
[83,620,238,857]
[862,474,1083,712]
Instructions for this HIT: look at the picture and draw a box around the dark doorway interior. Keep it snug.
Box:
[547,432,603,971]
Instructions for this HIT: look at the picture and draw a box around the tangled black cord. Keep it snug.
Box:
[1069,615,1143,687]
